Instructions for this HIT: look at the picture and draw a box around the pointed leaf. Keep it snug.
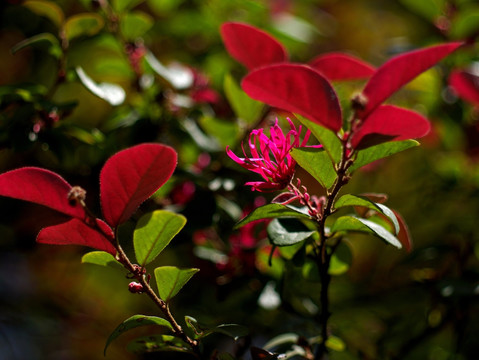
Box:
[154,266,199,302]
[64,13,104,41]
[309,52,375,81]
[291,147,337,189]
[242,64,343,132]
[235,204,311,229]
[23,0,64,28]
[0,167,85,218]
[37,218,116,255]
[393,210,413,252]
[267,218,316,246]
[120,11,154,41]
[134,210,186,266]
[352,105,430,149]
[127,334,192,354]
[104,315,173,355]
[329,241,352,275]
[11,33,62,58]
[449,69,479,106]
[100,143,177,227]
[331,216,402,248]
[81,251,122,269]
[360,42,462,117]
[76,67,125,106]
[220,22,288,70]
[224,73,263,124]
[144,51,194,89]
[349,139,419,172]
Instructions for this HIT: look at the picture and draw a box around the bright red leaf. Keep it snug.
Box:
[37,218,116,255]
[309,52,375,81]
[359,42,463,117]
[449,69,479,106]
[241,63,343,132]
[220,22,288,70]
[351,105,431,149]
[0,167,85,219]
[100,143,177,227]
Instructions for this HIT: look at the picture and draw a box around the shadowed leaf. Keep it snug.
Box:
[155,266,199,302]
[309,52,375,81]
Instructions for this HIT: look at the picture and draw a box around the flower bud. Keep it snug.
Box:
[128,282,144,294]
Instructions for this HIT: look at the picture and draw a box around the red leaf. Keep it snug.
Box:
[241,63,343,132]
[220,22,288,70]
[393,210,412,252]
[360,42,463,117]
[0,167,85,218]
[37,218,116,255]
[449,69,479,106]
[100,143,177,227]
[351,105,431,149]
[309,52,375,81]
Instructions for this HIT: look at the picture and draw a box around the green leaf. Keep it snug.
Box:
[331,216,402,248]
[198,116,240,148]
[147,0,186,14]
[144,51,194,89]
[349,140,419,172]
[23,0,64,28]
[184,316,248,341]
[450,7,479,39]
[224,73,263,125]
[134,210,186,266]
[267,218,316,247]
[291,147,337,189]
[120,11,154,41]
[76,67,126,106]
[126,334,192,354]
[81,251,122,269]
[111,0,145,12]
[104,315,173,355]
[62,125,105,145]
[334,194,400,234]
[297,115,342,164]
[11,33,62,58]
[155,266,199,302]
[263,333,299,350]
[399,0,445,21]
[235,204,311,229]
[325,335,346,352]
[216,352,236,360]
[328,242,352,275]
[64,13,104,41]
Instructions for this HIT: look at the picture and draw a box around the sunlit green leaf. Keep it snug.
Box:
[81,251,122,269]
[331,216,402,248]
[11,33,62,58]
[120,11,154,41]
[235,204,311,229]
[76,67,126,106]
[126,334,192,354]
[328,242,352,275]
[267,218,316,246]
[23,0,64,28]
[291,147,337,189]
[224,73,263,125]
[325,335,346,351]
[349,140,419,172]
[155,266,199,302]
[64,13,104,41]
[134,210,186,266]
[104,315,173,355]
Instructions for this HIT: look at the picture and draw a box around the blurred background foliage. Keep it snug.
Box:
[0,0,478,359]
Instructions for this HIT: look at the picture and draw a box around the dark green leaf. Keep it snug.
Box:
[291,147,337,189]
[267,218,316,246]
[450,8,479,39]
[224,73,263,125]
[76,67,125,105]
[399,0,445,21]
[134,210,186,266]
[64,13,104,41]
[328,241,352,275]
[216,352,236,360]
[325,335,346,351]
[104,315,173,355]
[235,204,311,229]
[126,334,192,354]
[11,33,62,58]
[120,11,154,40]
[155,266,199,302]
[81,251,122,269]
[23,0,64,27]
[111,0,145,12]
[349,140,419,172]
[198,116,240,148]
[185,316,248,341]
[331,216,402,248]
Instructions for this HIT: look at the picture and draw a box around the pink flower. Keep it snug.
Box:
[226,118,315,192]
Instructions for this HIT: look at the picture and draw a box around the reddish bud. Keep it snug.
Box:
[128,282,144,294]
[68,186,87,206]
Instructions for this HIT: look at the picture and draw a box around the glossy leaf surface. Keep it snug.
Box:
[352,105,430,149]
[309,52,375,81]
[291,147,337,189]
[242,64,343,132]
[220,22,288,70]
[37,218,116,255]
[154,266,199,302]
[267,218,316,246]
[76,67,126,106]
[0,167,85,218]
[100,143,177,227]
[235,204,311,229]
[134,210,186,266]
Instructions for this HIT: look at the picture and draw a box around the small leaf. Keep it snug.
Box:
[144,51,194,89]
[100,143,177,227]
[267,218,316,247]
[242,64,343,132]
[0,167,85,218]
[64,13,104,41]
[76,67,125,106]
[263,333,299,351]
[104,315,173,355]
[393,209,413,252]
[126,334,192,354]
[11,33,62,58]
[155,266,199,302]
[235,204,311,229]
[334,194,400,234]
[120,11,153,41]
[37,218,117,255]
[220,22,288,70]
[134,210,186,266]
[349,139,419,172]
[213,324,249,341]
[449,69,479,106]
[296,115,342,164]
[224,73,263,125]
[291,147,337,189]
[23,0,64,28]
[359,42,462,117]
[331,216,402,248]
[325,335,346,351]
[352,105,430,149]
[81,251,122,268]
[329,241,352,275]
[309,52,375,81]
